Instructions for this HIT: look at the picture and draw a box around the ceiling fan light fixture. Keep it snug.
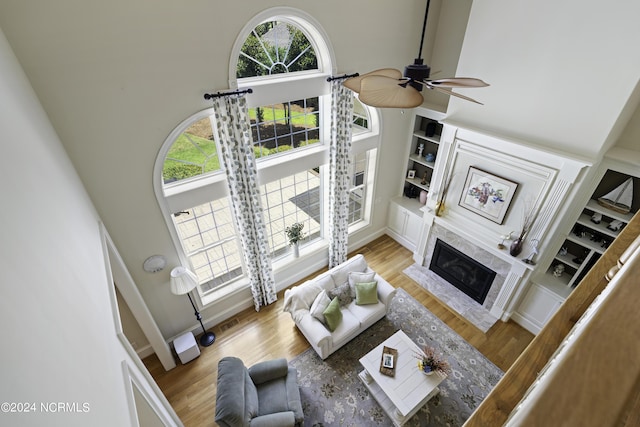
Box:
[404,58,431,92]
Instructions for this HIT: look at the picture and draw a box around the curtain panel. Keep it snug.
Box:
[212,95,277,311]
[328,80,355,268]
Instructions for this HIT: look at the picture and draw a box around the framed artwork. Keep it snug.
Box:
[459,167,518,224]
[382,353,394,369]
[407,169,416,179]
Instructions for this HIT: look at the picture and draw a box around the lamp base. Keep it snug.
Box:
[199,331,216,347]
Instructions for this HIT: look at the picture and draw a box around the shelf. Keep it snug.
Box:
[408,154,436,169]
[413,130,441,144]
[565,233,606,255]
[575,213,621,239]
[405,178,430,192]
[543,267,573,288]
[540,270,574,298]
[553,251,583,270]
[585,199,634,223]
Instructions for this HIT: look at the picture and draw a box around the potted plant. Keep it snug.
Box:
[285,222,305,258]
[415,345,451,376]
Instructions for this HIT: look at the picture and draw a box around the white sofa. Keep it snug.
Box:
[283,254,397,359]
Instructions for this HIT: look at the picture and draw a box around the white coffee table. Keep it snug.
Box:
[358,330,446,426]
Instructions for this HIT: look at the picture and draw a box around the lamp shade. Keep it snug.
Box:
[170,266,199,295]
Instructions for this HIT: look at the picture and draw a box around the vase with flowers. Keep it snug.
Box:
[414,345,451,377]
[285,222,305,258]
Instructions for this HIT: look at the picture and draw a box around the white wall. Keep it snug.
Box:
[0,0,637,344]
[447,0,640,159]
[0,27,170,426]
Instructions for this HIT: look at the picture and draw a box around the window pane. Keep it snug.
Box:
[352,98,370,135]
[172,199,244,293]
[163,117,220,185]
[237,21,318,78]
[249,98,320,159]
[349,152,367,225]
[261,170,322,259]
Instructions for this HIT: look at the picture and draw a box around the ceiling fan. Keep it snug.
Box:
[343,0,489,108]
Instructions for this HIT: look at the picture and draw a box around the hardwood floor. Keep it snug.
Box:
[143,235,534,427]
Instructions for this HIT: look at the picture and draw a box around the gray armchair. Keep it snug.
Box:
[215,357,303,427]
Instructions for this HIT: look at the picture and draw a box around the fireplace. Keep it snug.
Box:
[429,239,497,304]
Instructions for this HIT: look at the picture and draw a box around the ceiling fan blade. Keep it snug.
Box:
[427,78,490,88]
[358,75,424,108]
[428,85,484,105]
[343,68,403,93]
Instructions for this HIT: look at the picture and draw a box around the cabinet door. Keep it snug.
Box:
[388,204,406,236]
[516,283,564,333]
[404,210,422,246]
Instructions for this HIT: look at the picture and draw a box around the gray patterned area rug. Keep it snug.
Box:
[289,288,503,426]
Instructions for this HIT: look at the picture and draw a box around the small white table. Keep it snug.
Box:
[358,330,446,426]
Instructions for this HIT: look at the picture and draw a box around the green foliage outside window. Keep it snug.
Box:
[237,22,317,78]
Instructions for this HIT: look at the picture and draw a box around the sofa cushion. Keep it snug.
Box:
[355,281,378,305]
[346,299,386,325]
[348,271,376,297]
[331,255,368,287]
[309,290,331,323]
[330,308,362,349]
[322,297,342,331]
[255,375,289,416]
[328,282,353,306]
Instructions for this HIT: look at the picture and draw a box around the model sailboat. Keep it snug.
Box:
[598,178,634,214]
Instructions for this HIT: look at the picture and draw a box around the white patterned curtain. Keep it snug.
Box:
[328,80,355,268]
[212,95,277,311]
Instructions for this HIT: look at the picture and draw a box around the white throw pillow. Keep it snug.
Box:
[331,256,368,287]
[348,271,376,297]
[309,290,332,323]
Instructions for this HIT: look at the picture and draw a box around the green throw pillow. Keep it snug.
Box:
[355,281,378,305]
[323,297,342,331]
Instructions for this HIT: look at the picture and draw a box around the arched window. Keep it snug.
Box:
[155,8,379,305]
[237,21,318,78]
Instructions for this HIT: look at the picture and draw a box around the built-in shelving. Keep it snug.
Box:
[545,176,636,291]
[404,115,442,199]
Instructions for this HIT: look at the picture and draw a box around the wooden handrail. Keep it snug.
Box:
[464,212,640,426]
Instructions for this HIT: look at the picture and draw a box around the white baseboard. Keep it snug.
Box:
[135,344,156,360]
[510,312,542,335]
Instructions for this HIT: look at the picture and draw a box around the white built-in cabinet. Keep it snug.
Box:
[514,282,565,333]
[387,199,423,251]
[387,107,445,252]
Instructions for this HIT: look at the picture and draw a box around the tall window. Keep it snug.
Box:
[155,8,379,304]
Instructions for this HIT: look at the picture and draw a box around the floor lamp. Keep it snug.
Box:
[170,266,216,347]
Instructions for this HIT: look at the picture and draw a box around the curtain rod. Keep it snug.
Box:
[326,73,359,82]
[203,88,253,100]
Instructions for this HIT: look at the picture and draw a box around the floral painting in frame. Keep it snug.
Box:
[459,166,518,224]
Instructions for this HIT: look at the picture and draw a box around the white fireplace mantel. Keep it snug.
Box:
[412,123,591,323]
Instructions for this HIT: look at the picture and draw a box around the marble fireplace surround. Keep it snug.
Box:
[417,220,524,329]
